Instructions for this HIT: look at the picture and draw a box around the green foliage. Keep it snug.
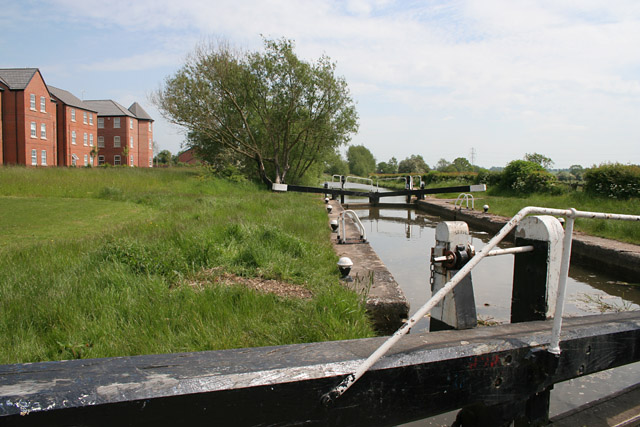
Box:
[154,37,358,185]
[324,150,349,176]
[501,160,557,194]
[398,154,429,173]
[154,150,174,165]
[376,157,398,174]
[451,157,473,172]
[347,144,376,177]
[584,163,640,199]
[422,171,478,185]
[524,152,554,169]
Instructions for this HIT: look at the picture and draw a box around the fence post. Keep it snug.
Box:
[430,221,477,331]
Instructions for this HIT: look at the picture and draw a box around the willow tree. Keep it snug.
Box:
[154,38,359,185]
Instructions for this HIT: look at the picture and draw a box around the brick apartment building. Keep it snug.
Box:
[0,68,58,167]
[49,86,98,167]
[84,100,154,167]
[0,67,154,168]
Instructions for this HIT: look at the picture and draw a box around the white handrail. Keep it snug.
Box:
[338,210,367,244]
[322,206,640,403]
[345,176,374,191]
[454,193,474,210]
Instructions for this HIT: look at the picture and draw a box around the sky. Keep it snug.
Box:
[2,0,639,169]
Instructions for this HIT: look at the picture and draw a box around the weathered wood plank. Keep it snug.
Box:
[1,312,639,426]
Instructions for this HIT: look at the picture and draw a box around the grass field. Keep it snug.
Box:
[0,167,374,364]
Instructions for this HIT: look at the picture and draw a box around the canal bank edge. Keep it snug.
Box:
[415,198,640,283]
[327,200,409,334]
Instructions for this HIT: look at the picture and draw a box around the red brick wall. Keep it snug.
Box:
[137,119,153,168]
[0,85,21,164]
[0,90,3,165]
[23,73,57,166]
[97,116,137,166]
[57,105,98,167]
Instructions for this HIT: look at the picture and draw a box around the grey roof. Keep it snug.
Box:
[128,102,153,121]
[83,99,136,118]
[0,68,40,90]
[49,86,97,112]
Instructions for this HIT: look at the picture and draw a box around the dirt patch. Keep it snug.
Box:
[183,269,313,299]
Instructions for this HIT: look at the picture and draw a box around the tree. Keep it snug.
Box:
[153,37,358,185]
[324,150,349,177]
[347,145,376,177]
[377,157,398,174]
[451,157,473,172]
[435,158,454,172]
[398,155,429,173]
[154,150,173,165]
[524,153,554,170]
[569,164,584,181]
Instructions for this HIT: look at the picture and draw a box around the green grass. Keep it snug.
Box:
[0,166,374,364]
[453,191,640,244]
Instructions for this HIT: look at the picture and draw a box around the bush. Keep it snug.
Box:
[421,171,477,185]
[501,160,557,194]
[584,163,640,199]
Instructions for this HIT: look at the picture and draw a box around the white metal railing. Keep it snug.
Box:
[345,176,374,191]
[323,206,640,403]
[454,193,475,210]
[337,210,367,244]
[375,176,405,190]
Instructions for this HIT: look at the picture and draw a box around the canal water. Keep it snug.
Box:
[337,187,640,425]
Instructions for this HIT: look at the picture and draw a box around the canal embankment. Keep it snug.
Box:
[415,198,640,283]
[327,200,409,334]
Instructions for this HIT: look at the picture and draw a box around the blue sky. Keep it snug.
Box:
[3,0,639,168]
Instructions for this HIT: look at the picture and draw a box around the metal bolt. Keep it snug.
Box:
[337,257,353,278]
[483,204,489,213]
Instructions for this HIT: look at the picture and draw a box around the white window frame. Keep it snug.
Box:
[31,149,37,165]
[130,155,134,167]
[98,155,105,165]
[30,94,36,110]
[89,114,93,125]
[98,117,104,129]
[149,139,152,149]
[40,123,46,139]
[40,96,46,112]
[114,136,121,148]
[83,132,88,146]
[114,117,120,128]
[149,122,152,131]
[72,130,77,145]
[114,155,121,165]
[83,111,87,124]
[30,122,37,138]
[130,118,133,129]
[90,134,94,146]
[98,136,104,148]
[72,154,78,167]
[84,154,88,166]
[71,108,76,122]
[149,158,153,167]
[41,150,47,166]
[130,136,133,148]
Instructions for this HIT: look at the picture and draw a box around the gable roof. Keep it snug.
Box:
[49,86,97,112]
[83,99,136,118]
[128,102,153,121]
[0,68,40,90]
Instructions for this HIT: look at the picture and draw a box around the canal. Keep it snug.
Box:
[340,192,640,425]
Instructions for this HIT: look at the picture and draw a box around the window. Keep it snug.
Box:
[114,118,120,128]
[98,118,104,128]
[114,155,121,165]
[90,155,94,165]
[98,136,104,148]
[90,134,94,147]
[149,122,152,131]
[83,132,88,146]
[31,149,37,165]
[40,96,46,112]
[72,154,78,167]
[71,109,76,122]
[129,118,133,129]
[40,123,46,139]
[98,155,105,165]
[149,158,153,167]
[149,139,152,149]
[114,136,121,148]
[30,122,37,138]
[30,94,36,110]
[72,131,77,145]
[89,114,93,125]
[130,136,133,148]
[84,154,88,166]
[130,155,134,167]
[41,150,47,166]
